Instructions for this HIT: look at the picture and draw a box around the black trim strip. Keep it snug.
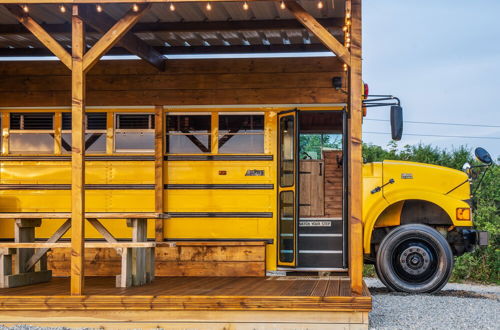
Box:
[164,155,273,161]
[0,238,275,244]
[0,184,154,190]
[0,184,273,190]
[165,184,274,190]
[163,238,274,244]
[0,155,272,162]
[168,212,273,218]
[0,156,155,161]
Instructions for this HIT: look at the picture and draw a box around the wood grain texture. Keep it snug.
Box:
[82,4,150,73]
[0,276,372,312]
[70,7,85,295]
[3,5,72,70]
[0,58,347,107]
[154,105,164,242]
[347,0,364,295]
[46,243,265,277]
[324,151,343,218]
[285,1,350,65]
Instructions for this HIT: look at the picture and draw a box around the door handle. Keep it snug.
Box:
[319,163,323,176]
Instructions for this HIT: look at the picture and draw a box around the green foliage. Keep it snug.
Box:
[300,134,342,159]
[363,142,499,284]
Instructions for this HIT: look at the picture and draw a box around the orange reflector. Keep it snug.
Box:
[456,208,471,221]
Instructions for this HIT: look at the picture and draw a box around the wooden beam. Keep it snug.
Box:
[70,4,85,296]
[0,44,329,57]
[154,105,164,242]
[285,1,350,66]
[3,5,72,69]
[79,5,165,71]
[82,4,150,73]
[347,0,363,295]
[0,0,298,3]
[0,18,343,35]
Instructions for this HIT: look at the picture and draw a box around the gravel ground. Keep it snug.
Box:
[367,278,500,330]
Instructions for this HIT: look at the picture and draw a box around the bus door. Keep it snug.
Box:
[277,111,299,267]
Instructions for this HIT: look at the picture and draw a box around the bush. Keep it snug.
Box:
[363,142,499,284]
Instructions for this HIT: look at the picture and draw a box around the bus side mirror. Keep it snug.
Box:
[475,147,493,165]
[390,105,403,141]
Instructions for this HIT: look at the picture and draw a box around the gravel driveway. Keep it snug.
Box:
[366,278,500,330]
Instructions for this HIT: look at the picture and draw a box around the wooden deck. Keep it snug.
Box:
[0,276,371,328]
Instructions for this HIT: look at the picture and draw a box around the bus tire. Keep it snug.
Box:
[375,224,453,293]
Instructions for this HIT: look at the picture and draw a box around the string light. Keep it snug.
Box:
[343,63,348,72]
[317,1,323,9]
[169,2,175,11]
[59,4,66,13]
[132,3,139,12]
[342,26,348,32]
[280,1,286,10]
[22,4,29,13]
[243,1,249,10]
[206,2,212,11]
[96,4,103,13]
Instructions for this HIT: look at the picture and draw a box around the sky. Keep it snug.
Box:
[362,0,500,159]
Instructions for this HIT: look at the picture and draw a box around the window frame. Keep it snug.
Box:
[165,112,212,154]
[8,112,56,155]
[60,112,108,154]
[114,112,155,153]
[217,112,265,155]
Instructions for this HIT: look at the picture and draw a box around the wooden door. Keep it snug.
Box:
[299,160,325,217]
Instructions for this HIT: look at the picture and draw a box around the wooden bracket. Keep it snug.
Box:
[285,1,351,66]
[3,5,72,69]
[82,4,151,73]
[80,5,165,71]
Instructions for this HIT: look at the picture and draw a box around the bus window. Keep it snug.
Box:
[115,113,154,153]
[166,114,211,154]
[300,134,342,160]
[9,112,55,154]
[61,112,107,154]
[280,115,295,187]
[218,113,264,154]
[279,191,295,262]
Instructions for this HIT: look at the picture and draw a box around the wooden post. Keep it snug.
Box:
[348,0,364,295]
[70,5,86,296]
[154,105,164,242]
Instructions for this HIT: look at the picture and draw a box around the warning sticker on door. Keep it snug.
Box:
[299,221,332,227]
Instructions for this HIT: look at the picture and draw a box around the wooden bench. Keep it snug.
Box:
[0,213,168,288]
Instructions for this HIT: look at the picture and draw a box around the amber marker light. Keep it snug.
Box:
[456,208,471,221]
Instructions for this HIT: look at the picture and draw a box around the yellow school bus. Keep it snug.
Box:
[0,105,488,293]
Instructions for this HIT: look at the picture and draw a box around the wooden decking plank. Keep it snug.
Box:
[0,277,372,312]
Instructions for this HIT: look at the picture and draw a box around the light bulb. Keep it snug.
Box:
[206,2,212,11]
[280,1,285,9]
[243,2,249,10]
[169,3,175,11]
[317,1,323,9]
[345,42,350,48]
[343,63,348,71]
[96,4,103,13]
[132,4,139,12]
[59,5,66,13]
[22,5,29,13]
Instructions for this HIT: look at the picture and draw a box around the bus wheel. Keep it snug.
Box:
[375,224,453,293]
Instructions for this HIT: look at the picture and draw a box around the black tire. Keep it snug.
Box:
[375,224,453,293]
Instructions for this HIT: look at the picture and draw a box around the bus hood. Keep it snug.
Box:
[381,160,471,202]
